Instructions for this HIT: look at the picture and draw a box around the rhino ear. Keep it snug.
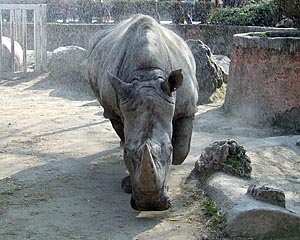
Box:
[161,69,183,96]
[107,71,132,98]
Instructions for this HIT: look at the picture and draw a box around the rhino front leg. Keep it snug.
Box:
[110,119,125,144]
[172,116,193,165]
[121,176,132,193]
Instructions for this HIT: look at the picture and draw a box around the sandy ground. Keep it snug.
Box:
[0,72,299,240]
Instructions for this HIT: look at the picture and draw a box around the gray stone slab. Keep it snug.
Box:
[205,173,300,239]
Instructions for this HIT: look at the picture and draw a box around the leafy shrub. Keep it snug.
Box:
[274,0,300,27]
[193,1,213,23]
[208,1,280,26]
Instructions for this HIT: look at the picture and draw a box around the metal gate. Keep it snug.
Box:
[0,4,47,78]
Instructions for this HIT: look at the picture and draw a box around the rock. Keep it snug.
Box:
[47,46,88,82]
[296,139,300,146]
[194,139,252,179]
[276,17,294,28]
[213,55,230,84]
[205,173,300,239]
[186,39,224,104]
[223,32,300,130]
[247,184,286,208]
[198,234,209,240]
[0,36,23,74]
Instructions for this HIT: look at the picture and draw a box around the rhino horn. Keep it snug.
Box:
[139,143,159,192]
[161,69,183,96]
[107,71,132,98]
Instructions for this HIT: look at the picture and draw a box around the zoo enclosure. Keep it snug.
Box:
[0,4,47,77]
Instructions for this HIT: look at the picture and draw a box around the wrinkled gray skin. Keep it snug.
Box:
[88,14,198,211]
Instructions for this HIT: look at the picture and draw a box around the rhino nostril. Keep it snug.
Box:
[167,199,172,209]
[161,195,172,209]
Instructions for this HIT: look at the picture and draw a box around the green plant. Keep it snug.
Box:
[211,83,227,102]
[225,156,241,169]
[250,31,267,37]
[274,0,300,27]
[203,199,224,225]
[208,1,280,26]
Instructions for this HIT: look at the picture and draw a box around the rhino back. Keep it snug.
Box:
[88,14,198,119]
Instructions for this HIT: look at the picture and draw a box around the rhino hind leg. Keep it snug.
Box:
[172,116,193,165]
[110,119,125,144]
[121,176,132,193]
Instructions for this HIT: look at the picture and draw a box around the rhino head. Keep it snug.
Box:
[108,68,183,211]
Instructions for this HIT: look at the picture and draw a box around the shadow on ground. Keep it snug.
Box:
[26,73,96,101]
[0,146,163,239]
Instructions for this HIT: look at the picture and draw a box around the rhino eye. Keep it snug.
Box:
[165,144,173,157]
[131,77,139,82]
[124,148,128,154]
[124,148,140,170]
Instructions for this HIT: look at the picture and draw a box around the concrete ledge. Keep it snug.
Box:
[233,31,300,53]
[225,30,300,130]
[205,173,300,238]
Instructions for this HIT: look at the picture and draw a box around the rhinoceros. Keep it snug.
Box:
[88,14,198,211]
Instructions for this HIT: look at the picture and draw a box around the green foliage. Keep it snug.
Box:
[225,156,241,169]
[203,199,224,226]
[193,1,213,23]
[250,32,267,37]
[274,0,300,27]
[211,83,227,102]
[208,1,280,27]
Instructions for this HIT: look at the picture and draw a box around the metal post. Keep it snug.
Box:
[34,6,41,72]
[10,9,15,75]
[0,10,3,73]
[15,9,22,44]
[41,4,47,72]
[22,9,27,73]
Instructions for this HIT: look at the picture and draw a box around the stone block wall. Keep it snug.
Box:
[1,22,284,55]
[224,32,300,130]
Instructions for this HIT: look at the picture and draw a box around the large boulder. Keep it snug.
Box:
[195,139,252,179]
[186,39,224,104]
[0,36,23,73]
[205,173,300,238]
[213,55,230,83]
[47,46,88,82]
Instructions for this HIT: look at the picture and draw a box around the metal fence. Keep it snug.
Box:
[0,4,47,78]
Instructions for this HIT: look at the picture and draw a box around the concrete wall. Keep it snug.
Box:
[166,24,282,56]
[224,32,300,130]
[45,23,281,56]
[2,22,286,56]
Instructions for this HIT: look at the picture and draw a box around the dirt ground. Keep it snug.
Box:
[0,72,299,240]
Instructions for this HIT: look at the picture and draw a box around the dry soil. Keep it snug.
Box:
[0,72,299,240]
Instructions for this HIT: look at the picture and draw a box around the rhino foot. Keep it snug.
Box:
[121,175,132,193]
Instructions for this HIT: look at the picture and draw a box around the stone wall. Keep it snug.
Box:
[224,32,300,130]
[1,22,282,55]
[166,24,282,56]
[45,23,281,55]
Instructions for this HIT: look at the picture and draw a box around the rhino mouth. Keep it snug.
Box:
[130,191,171,211]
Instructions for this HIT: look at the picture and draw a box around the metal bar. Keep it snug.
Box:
[41,4,47,72]
[0,10,3,74]
[15,9,22,44]
[22,9,27,73]
[0,4,46,11]
[10,9,15,75]
[34,7,41,72]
